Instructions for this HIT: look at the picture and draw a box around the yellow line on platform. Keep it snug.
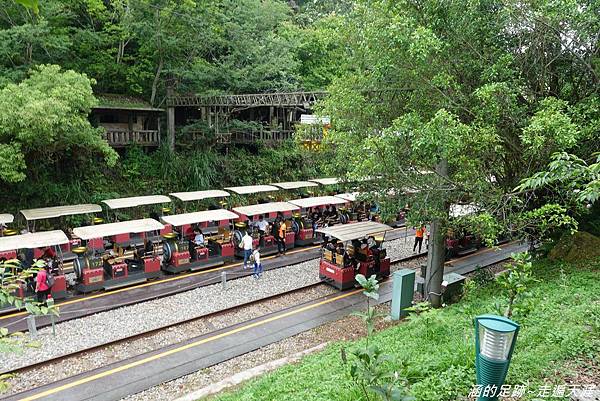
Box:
[16,288,362,401]
[0,244,321,321]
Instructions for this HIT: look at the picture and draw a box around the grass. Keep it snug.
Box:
[210,258,600,401]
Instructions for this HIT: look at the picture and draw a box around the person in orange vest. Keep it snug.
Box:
[413,224,426,253]
[276,216,287,256]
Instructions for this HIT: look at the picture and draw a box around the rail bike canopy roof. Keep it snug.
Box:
[102,195,172,210]
[232,202,299,217]
[0,214,14,224]
[224,185,279,195]
[316,221,392,242]
[169,190,230,202]
[73,218,164,240]
[20,204,102,221]
[335,192,360,202]
[271,181,319,190]
[309,178,340,186]
[288,196,348,209]
[0,230,69,252]
[161,209,239,226]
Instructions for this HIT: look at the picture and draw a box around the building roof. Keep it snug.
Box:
[450,203,480,218]
[20,204,102,221]
[93,94,164,112]
[271,181,319,190]
[0,214,14,224]
[316,221,392,242]
[162,209,238,226]
[335,192,359,202]
[73,219,164,240]
[233,202,299,217]
[102,195,171,210]
[169,190,230,202]
[0,230,69,252]
[288,196,347,209]
[224,185,279,195]
[309,178,340,186]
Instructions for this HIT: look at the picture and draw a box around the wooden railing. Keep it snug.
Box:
[103,130,161,147]
[185,130,295,145]
[167,91,328,107]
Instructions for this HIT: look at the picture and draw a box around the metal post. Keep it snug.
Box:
[221,271,227,290]
[47,298,56,336]
[390,269,415,320]
[27,315,37,337]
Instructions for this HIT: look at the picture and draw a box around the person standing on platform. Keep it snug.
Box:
[241,231,253,269]
[277,217,287,256]
[413,225,426,253]
[252,246,262,279]
[35,264,52,305]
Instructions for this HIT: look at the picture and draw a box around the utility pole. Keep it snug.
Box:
[425,158,449,308]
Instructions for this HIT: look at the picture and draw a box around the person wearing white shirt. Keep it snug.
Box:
[252,246,262,279]
[241,231,253,269]
[254,215,269,233]
[254,215,269,246]
[194,229,205,246]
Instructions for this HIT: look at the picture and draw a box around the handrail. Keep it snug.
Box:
[102,130,161,147]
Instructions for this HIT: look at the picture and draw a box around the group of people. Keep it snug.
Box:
[324,236,384,276]
[307,202,383,235]
[9,246,58,305]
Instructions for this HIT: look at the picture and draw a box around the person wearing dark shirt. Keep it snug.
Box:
[311,208,322,237]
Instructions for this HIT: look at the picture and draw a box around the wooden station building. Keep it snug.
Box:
[91,94,163,148]
[90,91,327,149]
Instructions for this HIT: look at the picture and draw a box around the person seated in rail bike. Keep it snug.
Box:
[253,215,269,247]
[310,207,323,237]
[322,205,336,226]
[188,228,205,261]
[330,205,339,222]
[325,238,337,253]
[102,250,117,275]
[368,236,382,274]
[355,201,367,221]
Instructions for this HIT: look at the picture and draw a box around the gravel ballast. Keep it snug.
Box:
[121,260,428,401]
[1,238,415,395]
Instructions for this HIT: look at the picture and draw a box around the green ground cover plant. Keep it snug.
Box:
[211,258,600,401]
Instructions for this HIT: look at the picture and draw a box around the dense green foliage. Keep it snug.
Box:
[0,65,117,183]
[212,259,600,401]
[0,0,343,212]
[0,141,326,219]
[316,0,599,222]
[0,0,345,100]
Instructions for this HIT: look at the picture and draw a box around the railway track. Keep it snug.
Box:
[1,243,514,378]
[0,227,415,332]
[1,249,426,377]
[0,242,525,401]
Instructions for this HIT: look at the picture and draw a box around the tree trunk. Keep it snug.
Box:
[150,57,163,107]
[425,218,445,308]
[166,85,175,151]
[425,158,449,308]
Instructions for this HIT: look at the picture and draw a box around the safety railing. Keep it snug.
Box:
[102,130,161,147]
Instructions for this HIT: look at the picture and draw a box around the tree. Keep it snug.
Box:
[317,0,598,307]
[518,152,600,206]
[0,64,118,183]
[185,0,300,95]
